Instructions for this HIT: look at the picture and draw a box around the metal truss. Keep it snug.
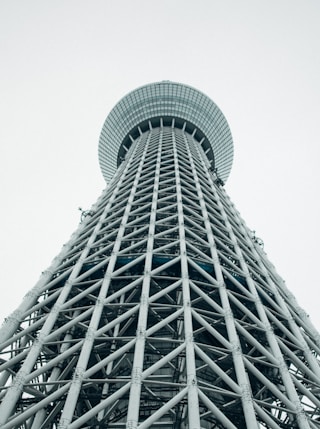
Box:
[1,122,320,428]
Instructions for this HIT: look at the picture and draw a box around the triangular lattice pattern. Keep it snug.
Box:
[1,123,320,429]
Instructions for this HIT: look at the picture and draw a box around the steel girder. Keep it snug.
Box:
[1,123,320,429]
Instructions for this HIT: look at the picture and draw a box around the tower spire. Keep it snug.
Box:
[0,82,319,428]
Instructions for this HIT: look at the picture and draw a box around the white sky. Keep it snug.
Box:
[0,0,319,330]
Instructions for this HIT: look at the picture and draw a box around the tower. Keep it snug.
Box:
[0,81,320,429]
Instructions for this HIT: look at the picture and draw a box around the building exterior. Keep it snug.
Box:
[0,81,320,428]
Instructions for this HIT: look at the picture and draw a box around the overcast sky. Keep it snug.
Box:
[0,0,319,330]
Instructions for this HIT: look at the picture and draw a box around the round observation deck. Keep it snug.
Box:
[99,81,233,183]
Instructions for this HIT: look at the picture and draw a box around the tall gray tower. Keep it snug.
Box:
[1,82,320,429]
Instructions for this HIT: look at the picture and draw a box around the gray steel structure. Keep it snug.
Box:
[0,82,320,429]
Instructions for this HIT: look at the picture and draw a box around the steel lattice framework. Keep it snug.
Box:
[1,83,320,429]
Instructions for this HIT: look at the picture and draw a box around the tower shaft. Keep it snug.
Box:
[1,84,320,429]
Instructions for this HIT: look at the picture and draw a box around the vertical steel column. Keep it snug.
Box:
[126,127,163,428]
[172,127,201,428]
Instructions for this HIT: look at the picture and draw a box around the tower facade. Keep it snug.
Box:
[1,82,320,429]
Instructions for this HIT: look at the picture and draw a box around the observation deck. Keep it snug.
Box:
[99,81,234,183]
